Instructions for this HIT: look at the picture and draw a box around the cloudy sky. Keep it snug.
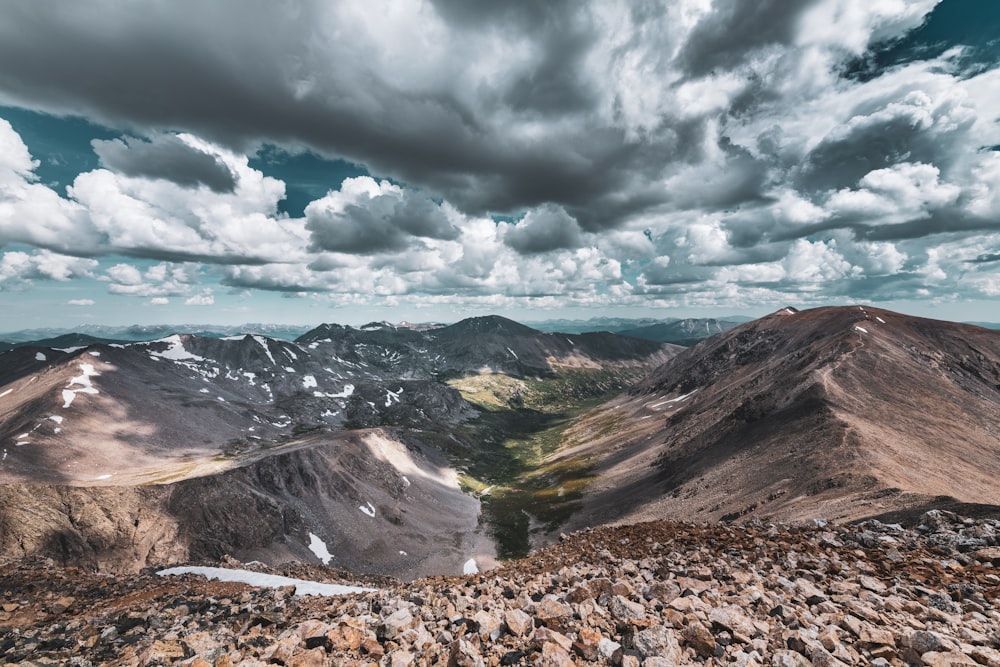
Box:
[1,0,999,330]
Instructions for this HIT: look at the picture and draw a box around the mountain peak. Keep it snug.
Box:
[435,315,540,338]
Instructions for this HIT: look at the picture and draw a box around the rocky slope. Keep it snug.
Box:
[2,509,998,666]
[555,305,1000,532]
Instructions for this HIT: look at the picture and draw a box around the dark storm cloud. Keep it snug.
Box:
[0,1,714,233]
[678,0,817,77]
[504,205,584,255]
[92,134,236,192]
[306,186,459,255]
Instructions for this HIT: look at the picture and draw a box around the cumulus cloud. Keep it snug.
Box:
[103,262,200,298]
[93,133,237,192]
[184,290,215,306]
[0,0,998,315]
[503,205,584,255]
[67,298,95,306]
[305,177,458,255]
[0,249,97,290]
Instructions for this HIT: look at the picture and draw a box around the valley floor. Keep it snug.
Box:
[2,510,998,666]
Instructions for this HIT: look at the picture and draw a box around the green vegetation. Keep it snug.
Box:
[445,368,636,559]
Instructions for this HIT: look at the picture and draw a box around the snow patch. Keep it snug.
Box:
[49,415,64,424]
[302,375,318,389]
[854,326,868,334]
[94,474,112,480]
[62,363,100,408]
[385,387,403,407]
[88,351,101,357]
[463,559,479,575]
[399,550,408,556]
[401,475,410,488]
[506,347,518,359]
[199,388,210,393]
[308,532,334,565]
[0,389,12,398]
[359,502,376,518]
[14,441,29,447]
[157,566,374,596]
[251,335,277,365]
[876,317,886,324]
[149,335,205,362]
[35,352,46,361]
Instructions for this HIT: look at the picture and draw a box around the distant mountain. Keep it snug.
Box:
[525,316,670,334]
[0,323,315,344]
[558,305,1000,530]
[0,316,677,576]
[618,318,742,346]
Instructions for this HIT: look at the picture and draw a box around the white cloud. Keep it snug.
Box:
[149,297,170,305]
[67,299,95,306]
[185,291,215,306]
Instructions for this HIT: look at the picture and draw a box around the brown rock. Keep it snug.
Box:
[361,636,384,660]
[537,596,574,621]
[682,621,717,658]
[287,647,328,667]
[328,624,364,651]
[537,641,577,667]
[572,626,603,661]
[535,626,574,652]
[920,651,978,667]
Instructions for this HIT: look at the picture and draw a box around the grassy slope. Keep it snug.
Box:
[443,368,639,559]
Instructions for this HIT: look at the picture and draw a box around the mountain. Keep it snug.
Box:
[525,316,669,334]
[555,305,1000,531]
[0,317,676,576]
[618,317,742,346]
[0,323,316,344]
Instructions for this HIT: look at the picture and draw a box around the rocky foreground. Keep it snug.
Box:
[2,511,999,667]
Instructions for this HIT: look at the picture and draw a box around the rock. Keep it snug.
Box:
[389,649,415,667]
[920,651,978,667]
[537,641,576,667]
[327,623,364,651]
[682,621,717,658]
[598,637,622,661]
[572,626,603,661]
[505,608,534,637]
[903,630,950,654]
[773,650,812,667]
[50,596,76,614]
[286,647,328,667]
[633,625,683,661]
[794,579,826,605]
[449,637,485,667]
[858,625,895,647]
[473,610,502,642]
[609,595,646,622]
[534,626,573,652]
[710,605,757,640]
[380,607,415,640]
[536,596,574,623]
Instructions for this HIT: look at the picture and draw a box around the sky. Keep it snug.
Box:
[1,0,999,331]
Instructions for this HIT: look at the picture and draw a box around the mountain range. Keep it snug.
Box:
[2,306,999,582]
